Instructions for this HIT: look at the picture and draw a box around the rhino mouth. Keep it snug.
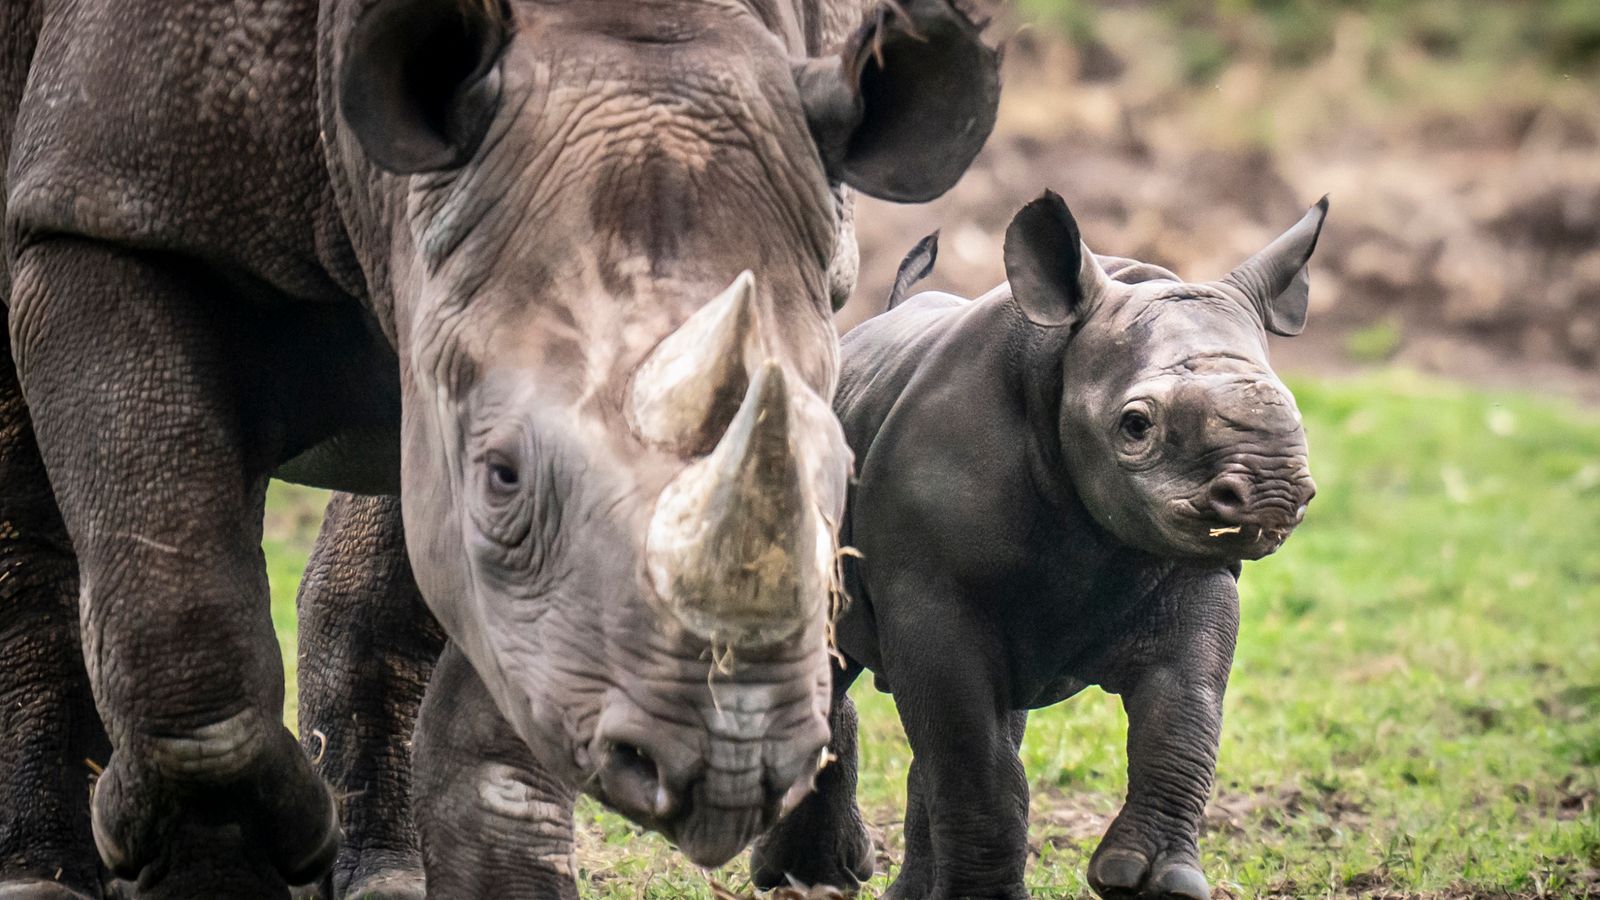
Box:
[582,671,830,869]
[589,745,784,867]
[1166,500,1307,561]
[657,791,778,868]
[1200,521,1294,559]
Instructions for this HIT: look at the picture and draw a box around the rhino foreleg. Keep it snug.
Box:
[749,659,874,891]
[0,309,108,900]
[9,240,339,897]
[412,644,579,900]
[1087,572,1238,900]
[296,493,442,900]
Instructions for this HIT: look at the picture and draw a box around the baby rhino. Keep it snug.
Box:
[751,192,1327,899]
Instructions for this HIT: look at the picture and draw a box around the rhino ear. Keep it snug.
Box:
[1004,191,1108,328]
[795,0,1000,203]
[1223,196,1330,337]
[340,0,510,173]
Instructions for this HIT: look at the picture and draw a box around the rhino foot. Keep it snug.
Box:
[1087,846,1209,900]
[748,809,873,891]
[0,881,98,900]
[90,714,339,895]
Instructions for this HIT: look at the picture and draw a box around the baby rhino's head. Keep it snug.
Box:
[1005,191,1327,561]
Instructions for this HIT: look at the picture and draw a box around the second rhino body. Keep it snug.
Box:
[752,192,1327,899]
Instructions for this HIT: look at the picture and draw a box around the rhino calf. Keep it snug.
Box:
[751,192,1327,899]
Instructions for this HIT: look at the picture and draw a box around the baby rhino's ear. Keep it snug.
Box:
[1223,196,1330,337]
[1003,191,1109,328]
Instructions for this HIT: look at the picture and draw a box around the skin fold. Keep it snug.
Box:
[750,192,1328,900]
[0,0,999,897]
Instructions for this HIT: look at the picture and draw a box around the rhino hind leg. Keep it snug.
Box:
[296,493,442,900]
[413,644,580,900]
[748,660,873,891]
[9,240,340,897]
[0,333,106,900]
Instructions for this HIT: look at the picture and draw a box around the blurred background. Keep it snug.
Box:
[848,0,1600,402]
[265,3,1600,897]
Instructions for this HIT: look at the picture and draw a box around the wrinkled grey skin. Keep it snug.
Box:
[750,193,1326,899]
[292,494,443,900]
[0,0,999,896]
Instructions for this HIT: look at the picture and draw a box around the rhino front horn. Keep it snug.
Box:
[629,271,764,456]
[646,360,825,649]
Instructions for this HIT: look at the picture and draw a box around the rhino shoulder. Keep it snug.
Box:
[835,287,1017,469]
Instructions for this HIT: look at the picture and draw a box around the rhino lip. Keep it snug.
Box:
[657,798,772,868]
[587,747,777,868]
[1168,502,1297,560]
[1207,522,1294,559]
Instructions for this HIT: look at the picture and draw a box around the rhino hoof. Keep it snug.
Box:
[1086,847,1148,897]
[277,791,341,887]
[0,882,98,900]
[90,724,340,888]
[748,809,873,890]
[89,757,150,881]
[1148,862,1209,900]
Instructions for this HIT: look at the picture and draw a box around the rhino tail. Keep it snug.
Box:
[886,231,940,310]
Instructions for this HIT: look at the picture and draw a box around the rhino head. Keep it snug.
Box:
[1004,192,1326,562]
[329,0,999,866]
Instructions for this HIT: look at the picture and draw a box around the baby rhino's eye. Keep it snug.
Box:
[1120,410,1153,442]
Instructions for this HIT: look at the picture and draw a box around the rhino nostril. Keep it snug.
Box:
[1206,476,1251,520]
[600,741,677,821]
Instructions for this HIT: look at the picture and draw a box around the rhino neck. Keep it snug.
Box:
[990,285,1081,510]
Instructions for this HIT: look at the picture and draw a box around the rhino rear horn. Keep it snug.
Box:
[628,272,763,457]
[1223,196,1330,337]
[646,361,823,649]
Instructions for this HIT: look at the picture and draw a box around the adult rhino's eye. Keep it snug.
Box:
[485,454,521,496]
[1120,410,1153,442]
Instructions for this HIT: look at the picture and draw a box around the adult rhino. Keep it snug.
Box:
[0,0,1000,897]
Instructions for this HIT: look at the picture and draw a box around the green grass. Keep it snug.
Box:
[263,481,330,728]
[1343,318,1404,364]
[264,371,1600,898]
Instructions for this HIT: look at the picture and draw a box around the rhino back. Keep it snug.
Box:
[835,291,972,453]
[6,0,355,304]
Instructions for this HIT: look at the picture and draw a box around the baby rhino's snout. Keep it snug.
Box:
[1203,469,1316,531]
